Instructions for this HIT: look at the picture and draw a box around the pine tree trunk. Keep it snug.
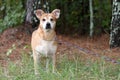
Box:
[110,0,120,48]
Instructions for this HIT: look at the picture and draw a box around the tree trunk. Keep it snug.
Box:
[110,0,120,48]
[25,0,49,27]
[25,0,34,24]
[89,0,94,37]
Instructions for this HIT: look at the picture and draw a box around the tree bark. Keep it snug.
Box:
[110,0,120,48]
[25,0,49,27]
[89,0,94,37]
[25,0,34,24]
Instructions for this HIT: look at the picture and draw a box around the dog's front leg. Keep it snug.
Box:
[52,54,56,73]
[46,58,49,73]
[33,50,40,75]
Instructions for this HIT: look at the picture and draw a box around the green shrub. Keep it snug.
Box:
[0,0,25,33]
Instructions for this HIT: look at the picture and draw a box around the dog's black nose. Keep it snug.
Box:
[46,23,51,29]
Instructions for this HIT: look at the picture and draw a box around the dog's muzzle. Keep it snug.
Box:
[46,23,51,29]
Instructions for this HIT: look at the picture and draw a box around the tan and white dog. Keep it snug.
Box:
[31,9,60,75]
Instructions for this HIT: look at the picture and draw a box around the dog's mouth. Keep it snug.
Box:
[45,28,51,32]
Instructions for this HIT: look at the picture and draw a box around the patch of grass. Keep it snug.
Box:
[0,53,120,80]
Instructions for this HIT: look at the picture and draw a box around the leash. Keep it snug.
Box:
[58,39,120,64]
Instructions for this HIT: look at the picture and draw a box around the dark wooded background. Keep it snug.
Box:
[0,0,112,35]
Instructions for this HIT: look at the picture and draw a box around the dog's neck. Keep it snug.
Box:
[37,27,56,41]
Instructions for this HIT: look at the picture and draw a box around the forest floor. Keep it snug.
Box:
[0,24,120,66]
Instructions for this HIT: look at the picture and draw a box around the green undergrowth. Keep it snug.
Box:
[0,53,120,80]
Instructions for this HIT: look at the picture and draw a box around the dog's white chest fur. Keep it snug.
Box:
[35,40,57,57]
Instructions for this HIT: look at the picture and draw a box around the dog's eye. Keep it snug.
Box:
[50,18,53,21]
[42,19,46,21]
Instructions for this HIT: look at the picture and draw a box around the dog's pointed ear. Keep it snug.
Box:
[35,9,44,18]
[52,9,60,19]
